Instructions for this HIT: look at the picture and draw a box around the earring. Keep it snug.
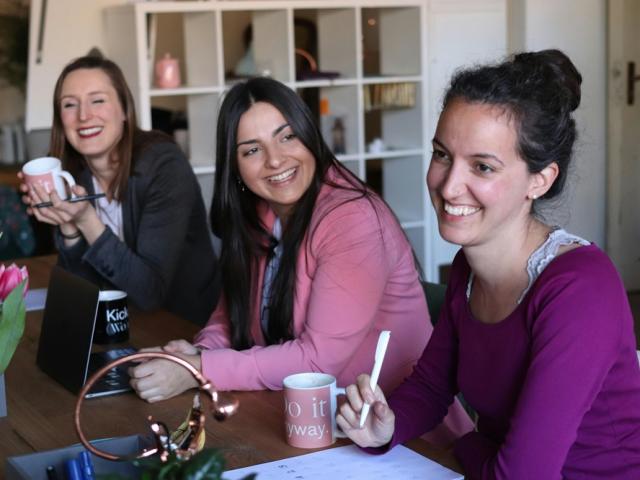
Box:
[530,193,538,200]
[236,177,246,192]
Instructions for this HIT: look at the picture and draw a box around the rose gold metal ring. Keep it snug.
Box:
[74,352,238,461]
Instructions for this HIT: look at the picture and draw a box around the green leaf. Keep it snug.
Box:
[0,280,26,373]
[179,449,226,480]
[111,449,257,480]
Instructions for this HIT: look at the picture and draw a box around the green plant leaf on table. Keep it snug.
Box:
[98,449,256,480]
[0,279,26,373]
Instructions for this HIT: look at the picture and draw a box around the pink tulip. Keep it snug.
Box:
[0,263,29,301]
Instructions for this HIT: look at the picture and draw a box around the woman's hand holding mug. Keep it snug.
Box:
[336,373,396,448]
[21,156,75,199]
[19,157,107,244]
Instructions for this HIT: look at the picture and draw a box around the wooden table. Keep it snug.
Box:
[1,256,461,478]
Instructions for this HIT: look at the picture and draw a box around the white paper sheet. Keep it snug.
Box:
[223,444,463,480]
[25,288,47,311]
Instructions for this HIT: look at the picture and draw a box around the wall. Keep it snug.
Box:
[426,0,508,280]
[510,0,607,247]
[25,0,123,131]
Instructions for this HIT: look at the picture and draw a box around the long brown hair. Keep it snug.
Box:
[49,55,138,200]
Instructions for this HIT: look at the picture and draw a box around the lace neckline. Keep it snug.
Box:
[466,228,589,304]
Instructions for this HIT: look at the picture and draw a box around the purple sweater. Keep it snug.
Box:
[387,245,640,479]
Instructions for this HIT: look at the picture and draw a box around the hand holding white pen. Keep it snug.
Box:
[359,330,391,427]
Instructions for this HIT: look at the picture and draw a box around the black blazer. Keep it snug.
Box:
[56,141,220,326]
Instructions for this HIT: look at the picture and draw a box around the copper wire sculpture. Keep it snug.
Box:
[74,352,239,462]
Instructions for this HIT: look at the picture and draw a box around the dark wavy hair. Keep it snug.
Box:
[49,55,158,200]
[211,77,371,349]
[442,49,582,201]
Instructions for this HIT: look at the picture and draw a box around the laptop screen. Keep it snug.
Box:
[36,266,100,394]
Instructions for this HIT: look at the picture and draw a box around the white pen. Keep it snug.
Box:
[359,330,391,428]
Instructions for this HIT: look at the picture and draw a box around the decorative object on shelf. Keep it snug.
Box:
[368,138,385,154]
[363,82,416,112]
[73,352,253,479]
[295,48,340,81]
[331,117,346,154]
[154,53,181,89]
[0,253,29,418]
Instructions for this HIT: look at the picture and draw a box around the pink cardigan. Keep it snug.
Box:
[195,175,430,392]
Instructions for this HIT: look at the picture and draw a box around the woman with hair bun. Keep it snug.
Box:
[337,49,640,478]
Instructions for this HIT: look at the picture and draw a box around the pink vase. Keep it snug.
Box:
[155,53,181,89]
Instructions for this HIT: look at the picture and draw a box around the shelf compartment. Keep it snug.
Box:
[365,155,424,224]
[293,8,358,81]
[149,11,220,89]
[363,82,422,151]
[362,7,421,77]
[150,93,219,172]
[296,85,359,157]
[222,9,290,84]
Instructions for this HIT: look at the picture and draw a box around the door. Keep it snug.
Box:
[607,0,640,290]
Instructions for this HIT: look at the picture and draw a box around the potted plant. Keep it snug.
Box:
[0,250,29,417]
[98,450,257,480]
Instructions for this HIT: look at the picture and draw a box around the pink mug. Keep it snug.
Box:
[155,53,181,89]
[283,372,346,449]
[22,156,76,200]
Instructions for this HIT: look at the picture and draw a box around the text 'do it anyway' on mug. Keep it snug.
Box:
[94,290,130,345]
[283,372,347,449]
[22,156,76,200]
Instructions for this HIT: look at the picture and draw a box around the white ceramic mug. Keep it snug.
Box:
[22,156,76,200]
[283,372,347,449]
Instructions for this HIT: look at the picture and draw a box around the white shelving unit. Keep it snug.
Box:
[104,0,506,281]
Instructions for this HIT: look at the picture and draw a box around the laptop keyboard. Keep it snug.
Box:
[87,347,136,396]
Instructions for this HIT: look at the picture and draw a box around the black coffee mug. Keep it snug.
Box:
[94,290,130,344]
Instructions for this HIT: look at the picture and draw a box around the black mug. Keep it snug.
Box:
[94,290,130,344]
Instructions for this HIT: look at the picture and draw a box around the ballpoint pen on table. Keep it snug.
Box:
[34,193,106,209]
[359,330,391,428]
[45,465,59,480]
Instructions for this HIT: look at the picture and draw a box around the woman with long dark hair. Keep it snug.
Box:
[337,50,640,478]
[129,76,472,444]
[20,55,220,325]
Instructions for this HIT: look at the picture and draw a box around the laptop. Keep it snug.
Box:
[36,266,136,398]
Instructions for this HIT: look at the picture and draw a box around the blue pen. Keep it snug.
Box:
[78,451,96,480]
[63,458,83,480]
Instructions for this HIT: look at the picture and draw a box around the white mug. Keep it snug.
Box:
[283,372,347,449]
[22,156,76,200]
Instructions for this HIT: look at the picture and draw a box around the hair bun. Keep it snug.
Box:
[514,49,582,112]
